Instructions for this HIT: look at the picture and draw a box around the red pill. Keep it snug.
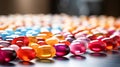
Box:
[12,36,29,47]
[37,41,47,46]
[102,38,118,50]
[88,40,106,52]
[17,46,36,61]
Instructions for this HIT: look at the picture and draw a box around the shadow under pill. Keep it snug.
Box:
[0,62,15,67]
[70,55,86,60]
[36,58,54,63]
[105,51,119,54]
[53,56,69,61]
[89,53,107,57]
[13,58,21,62]
[19,61,35,65]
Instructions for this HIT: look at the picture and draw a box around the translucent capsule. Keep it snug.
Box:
[40,32,53,38]
[0,40,11,47]
[89,40,106,52]
[53,34,65,40]
[45,37,59,46]
[70,41,86,55]
[37,41,47,46]
[102,38,118,50]
[54,44,70,57]
[36,45,56,59]
[59,40,71,46]
[9,45,20,52]
[12,36,29,47]
[0,47,17,63]
[28,36,37,43]
[36,34,48,40]
[17,46,36,61]
[29,43,39,52]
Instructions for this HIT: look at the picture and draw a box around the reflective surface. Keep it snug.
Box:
[1,51,120,67]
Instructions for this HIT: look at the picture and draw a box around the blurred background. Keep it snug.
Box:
[0,0,120,17]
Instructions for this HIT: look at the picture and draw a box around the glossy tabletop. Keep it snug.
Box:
[1,50,120,67]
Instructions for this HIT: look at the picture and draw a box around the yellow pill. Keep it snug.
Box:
[53,34,65,40]
[29,43,39,53]
[45,37,59,46]
[36,45,56,59]
[40,32,53,38]
[36,34,48,40]
[28,36,37,43]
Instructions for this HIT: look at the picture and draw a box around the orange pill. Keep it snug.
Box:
[45,37,59,46]
[29,43,39,52]
[59,40,70,46]
[28,36,37,43]
[40,32,53,38]
[53,34,65,40]
[36,45,56,59]
[36,34,48,40]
